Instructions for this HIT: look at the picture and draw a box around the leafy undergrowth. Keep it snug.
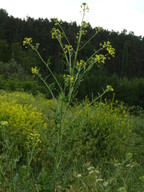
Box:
[0,91,143,191]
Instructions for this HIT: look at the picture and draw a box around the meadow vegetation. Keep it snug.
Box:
[0,3,144,191]
[0,91,144,191]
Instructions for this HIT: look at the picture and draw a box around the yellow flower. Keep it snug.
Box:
[101,41,115,57]
[95,54,106,64]
[76,60,86,70]
[63,74,74,83]
[106,85,114,92]
[51,28,62,39]
[31,67,39,76]
[23,37,32,48]
[64,45,73,55]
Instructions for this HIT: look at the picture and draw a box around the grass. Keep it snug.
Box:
[0,91,144,191]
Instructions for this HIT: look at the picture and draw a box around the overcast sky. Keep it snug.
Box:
[1,0,144,37]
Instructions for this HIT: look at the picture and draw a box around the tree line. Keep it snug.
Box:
[0,9,144,108]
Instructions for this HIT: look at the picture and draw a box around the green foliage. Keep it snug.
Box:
[78,72,144,108]
[0,91,143,191]
[62,154,138,192]
[114,77,144,108]
[0,39,11,61]
[64,100,132,165]
[0,59,23,77]
[0,59,48,95]
[127,115,144,164]
[0,91,48,148]
[0,75,43,95]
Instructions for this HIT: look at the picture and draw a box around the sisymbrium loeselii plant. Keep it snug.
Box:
[23,2,115,186]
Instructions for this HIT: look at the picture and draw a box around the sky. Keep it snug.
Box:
[1,0,144,37]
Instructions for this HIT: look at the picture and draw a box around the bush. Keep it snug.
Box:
[0,91,48,149]
[0,91,56,191]
[62,100,132,166]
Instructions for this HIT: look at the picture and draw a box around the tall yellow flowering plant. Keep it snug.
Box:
[23,2,115,184]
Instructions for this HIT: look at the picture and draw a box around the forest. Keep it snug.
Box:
[0,5,144,191]
[0,8,144,108]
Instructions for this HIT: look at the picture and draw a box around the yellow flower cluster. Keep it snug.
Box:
[31,66,39,77]
[27,131,41,144]
[76,60,87,69]
[82,21,89,29]
[23,37,32,48]
[106,85,114,92]
[95,54,107,64]
[80,2,89,12]
[95,26,103,33]
[64,45,74,55]
[63,74,74,83]
[100,41,115,57]
[0,92,48,145]
[53,18,63,26]
[80,21,89,35]
[51,28,62,39]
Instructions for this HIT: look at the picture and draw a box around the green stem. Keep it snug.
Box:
[31,45,63,93]
[73,9,85,67]
[79,29,102,51]
[38,74,55,99]
[58,24,71,47]
[57,39,70,68]
[85,47,103,64]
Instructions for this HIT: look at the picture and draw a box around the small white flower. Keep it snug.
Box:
[76,174,82,178]
[87,166,94,171]
[114,163,121,167]
[103,181,109,187]
[126,164,131,167]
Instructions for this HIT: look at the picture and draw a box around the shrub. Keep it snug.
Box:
[64,100,132,165]
[0,91,48,149]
